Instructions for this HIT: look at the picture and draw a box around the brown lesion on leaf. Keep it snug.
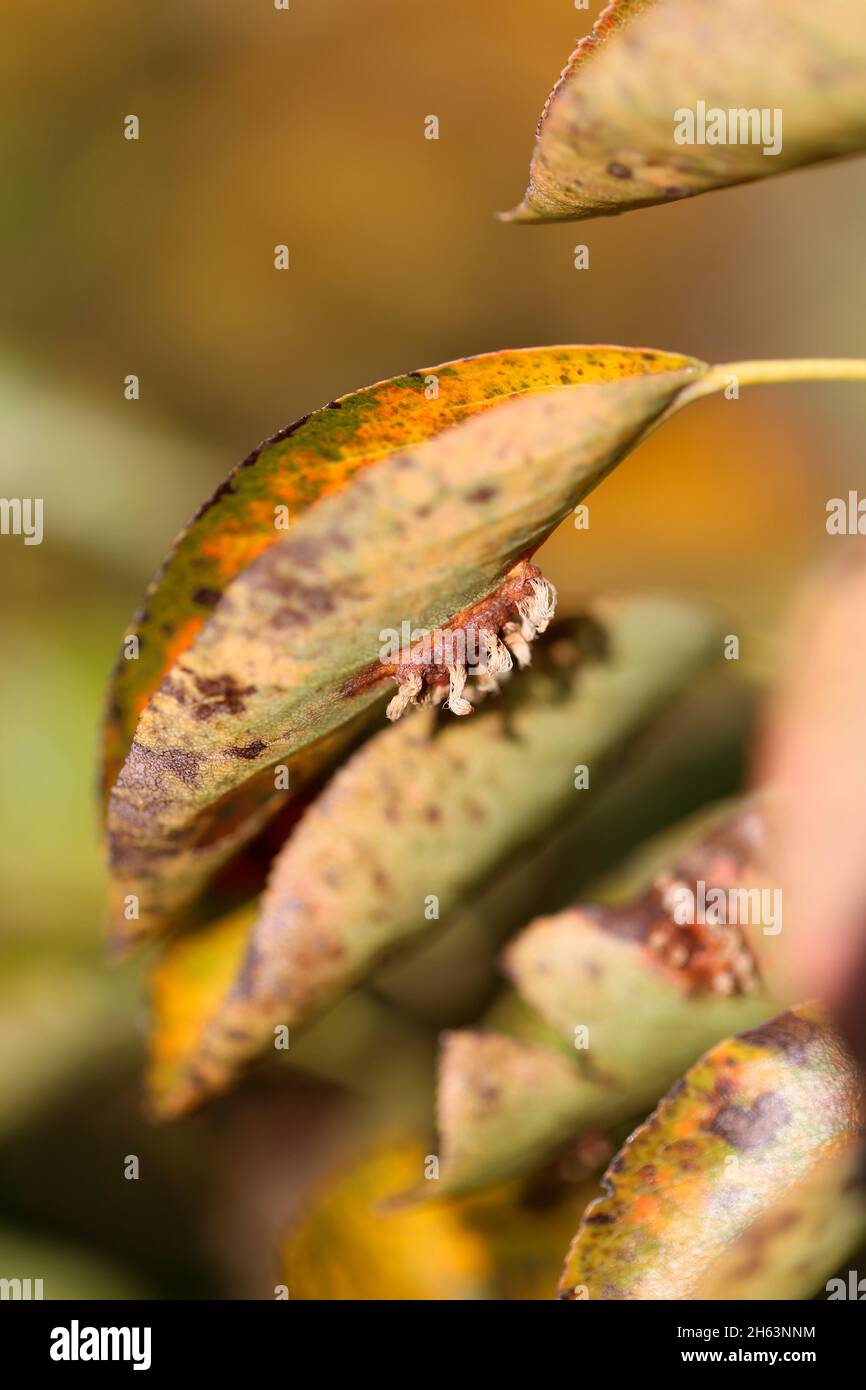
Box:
[160,676,188,705]
[262,573,337,614]
[116,740,205,791]
[227,740,268,760]
[709,1090,791,1152]
[738,1009,822,1065]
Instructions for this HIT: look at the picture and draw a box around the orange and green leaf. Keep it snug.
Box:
[559,1004,865,1300]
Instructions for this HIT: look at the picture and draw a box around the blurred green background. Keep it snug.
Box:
[1,0,864,1297]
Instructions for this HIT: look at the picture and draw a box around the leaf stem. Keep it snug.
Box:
[677,358,866,408]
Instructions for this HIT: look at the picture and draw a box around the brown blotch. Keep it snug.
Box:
[283,535,325,567]
[710,1091,790,1151]
[119,741,204,790]
[263,574,336,615]
[739,1010,819,1064]
[338,558,543,698]
[606,161,633,179]
[191,673,257,721]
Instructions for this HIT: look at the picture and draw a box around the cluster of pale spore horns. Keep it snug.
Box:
[386,573,558,721]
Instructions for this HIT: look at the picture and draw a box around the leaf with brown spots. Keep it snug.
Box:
[504,0,866,223]
[559,1004,866,1300]
[148,597,721,1117]
[104,347,707,945]
[280,1140,490,1300]
[100,345,691,803]
[433,805,778,1195]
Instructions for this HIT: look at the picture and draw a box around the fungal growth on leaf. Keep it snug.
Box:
[98,343,866,1301]
[383,561,557,721]
[505,0,866,224]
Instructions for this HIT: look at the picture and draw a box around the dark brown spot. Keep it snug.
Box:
[161,677,188,705]
[279,535,323,568]
[189,414,314,524]
[265,412,312,446]
[192,586,222,607]
[270,606,310,629]
[189,476,236,525]
[228,740,267,760]
[606,161,633,179]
